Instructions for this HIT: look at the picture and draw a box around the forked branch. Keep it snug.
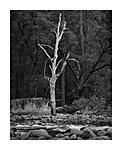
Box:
[59,21,66,41]
[56,59,63,69]
[57,52,70,77]
[41,44,54,50]
[38,43,52,61]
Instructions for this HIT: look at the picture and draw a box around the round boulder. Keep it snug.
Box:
[28,129,51,139]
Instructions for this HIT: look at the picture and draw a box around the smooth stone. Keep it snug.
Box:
[63,136,69,140]
[70,129,83,135]
[69,134,77,140]
[28,129,51,139]
[100,136,110,140]
[56,133,64,137]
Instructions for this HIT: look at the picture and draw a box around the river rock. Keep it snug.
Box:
[81,128,97,139]
[69,134,77,140]
[104,131,112,138]
[63,135,70,140]
[56,133,64,137]
[97,130,107,136]
[52,126,70,133]
[70,129,83,135]
[100,136,110,140]
[28,129,51,139]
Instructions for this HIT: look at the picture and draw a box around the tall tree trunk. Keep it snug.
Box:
[50,76,57,115]
[80,11,85,57]
[79,11,86,98]
[50,81,56,115]
[61,69,65,106]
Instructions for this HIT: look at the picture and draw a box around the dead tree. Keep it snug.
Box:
[38,14,72,115]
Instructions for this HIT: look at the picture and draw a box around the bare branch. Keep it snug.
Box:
[80,39,111,85]
[53,30,57,38]
[49,65,52,72]
[68,58,80,64]
[56,59,63,69]
[38,43,52,61]
[59,49,79,85]
[57,13,62,36]
[59,21,66,41]
[91,64,111,74]
[53,13,65,71]
[68,58,80,79]
[82,43,111,86]
[44,60,47,78]
[41,44,54,50]
[66,52,70,60]
[57,52,70,77]
[44,59,50,81]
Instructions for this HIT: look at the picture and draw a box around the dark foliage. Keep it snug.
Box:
[10,10,112,106]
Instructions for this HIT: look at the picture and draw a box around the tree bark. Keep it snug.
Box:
[50,76,57,115]
[79,11,84,57]
[61,69,65,106]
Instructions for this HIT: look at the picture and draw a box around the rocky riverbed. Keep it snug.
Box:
[10,124,112,140]
[10,113,112,140]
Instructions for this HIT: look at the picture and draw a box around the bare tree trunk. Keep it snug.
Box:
[50,79,56,115]
[38,14,70,115]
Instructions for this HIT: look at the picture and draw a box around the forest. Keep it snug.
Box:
[10,10,112,140]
